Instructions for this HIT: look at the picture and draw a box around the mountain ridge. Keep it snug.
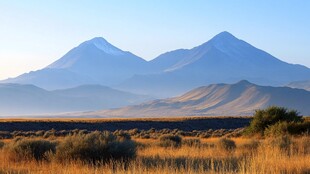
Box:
[1,32,310,98]
[0,83,152,115]
[2,37,148,89]
[85,80,310,117]
[117,32,310,97]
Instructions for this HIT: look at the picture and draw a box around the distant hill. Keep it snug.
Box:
[2,37,148,90]
[0,83,151,115]
[88,81,310,117]
[287,80,310,91]
[118,32,310,97]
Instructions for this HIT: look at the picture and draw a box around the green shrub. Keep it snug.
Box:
[287,122,310,135]
[159,135,182,148]
[6,138,56,161]
[217,138,236,152]
[264,121,289,136]
[245,106,303,136]
[265,121,310,136]
[55,131,136,163]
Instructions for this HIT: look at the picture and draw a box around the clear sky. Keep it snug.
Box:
[0,0,309,80]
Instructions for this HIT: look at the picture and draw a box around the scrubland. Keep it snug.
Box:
[0,129,309,174]
[0,107,309,173]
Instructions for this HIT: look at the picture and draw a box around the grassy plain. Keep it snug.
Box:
[0,116,309,173]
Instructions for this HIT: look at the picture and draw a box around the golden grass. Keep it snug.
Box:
[1,136,310,174]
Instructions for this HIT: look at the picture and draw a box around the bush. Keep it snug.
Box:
[264,121,289,136]
[43,129,56,138]
[300,137,310,154]
[159,135,182,148]
[55,131,136,163]
[35,130,45,137]
[217,138,236,152]
[265,121,310,137]
[287,122,310,135]
[269,135,292,153]
[240,140,260,150]
[245,106,303,136]
[0,131,12,139]
[113,131,131,141]
[0,141,4,149]
[182,138,201,147]
[6,138,56,161]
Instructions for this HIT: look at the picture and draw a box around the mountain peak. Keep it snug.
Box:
[235,80,253,86]
[84,37,125,56]
[211,31,238,43]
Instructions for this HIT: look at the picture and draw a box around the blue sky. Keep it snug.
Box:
[0,0,309,80]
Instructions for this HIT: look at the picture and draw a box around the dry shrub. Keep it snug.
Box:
[43,129,56,138]
[0,141,4,149]
[240,140,260,151]
[113,131,131,141]
[0,131,12,139]
[55,131,136,163]
[268,135,292,153]
[182,138,201,147]
[159,134,182,148]
[300,136,310,154]
[6,138,56,161]
[217,138,236,152]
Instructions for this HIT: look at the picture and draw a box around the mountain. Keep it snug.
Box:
[118,32,310,97]
[88,81,310,117]
[2,32,310,97]
[0,83,151,115]
[2,37,148,90]
[287,80,310,91]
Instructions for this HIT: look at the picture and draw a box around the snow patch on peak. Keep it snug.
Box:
[89,37,125,56]
[208,32,251,56]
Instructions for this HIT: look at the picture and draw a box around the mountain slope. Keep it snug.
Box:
[0,83,151,115]
[2,32,310,96]
[118,32,310,97]
[2,37,148,90]
[287,80,310,91]
[91,81,310,117]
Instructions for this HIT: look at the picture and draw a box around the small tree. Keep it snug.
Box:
[244,106,303,136]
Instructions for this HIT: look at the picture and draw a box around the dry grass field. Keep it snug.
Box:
[0,114,309,174]
[1,135,310,174]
